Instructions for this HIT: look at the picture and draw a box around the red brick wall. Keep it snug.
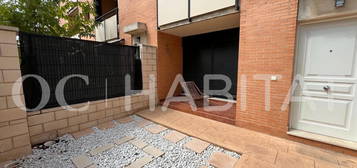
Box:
[118,0,157,46]
[236,0,298,135]
[157,32,183,100]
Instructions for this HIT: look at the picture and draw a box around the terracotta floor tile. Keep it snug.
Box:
[184,138,210,153]
[72,129,94,139]
[243,144,278,164]
[145,125,167,134]
[289,143,338,164]
[315,159,340,168]
[234,155,276,168]
[275,152,314,168]
[116,116,133,124]
[164,131,187,143]
[209,152,238,168]
[338,159,357,168]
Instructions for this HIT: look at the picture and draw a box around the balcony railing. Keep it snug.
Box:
[95,8,119,42]
[157,0,239,27]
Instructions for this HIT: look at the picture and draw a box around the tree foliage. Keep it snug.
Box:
[0,0,97,37]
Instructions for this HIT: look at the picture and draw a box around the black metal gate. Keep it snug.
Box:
[183,28,239,99]
[19,32,142,111]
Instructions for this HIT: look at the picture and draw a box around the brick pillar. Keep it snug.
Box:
[236,0,298,136]
[0,26,32,162]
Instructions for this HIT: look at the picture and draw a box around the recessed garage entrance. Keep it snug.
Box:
[182,28,239,99]
[291,18,357,142]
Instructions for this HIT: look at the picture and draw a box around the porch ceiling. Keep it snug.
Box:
[160,13,240,37]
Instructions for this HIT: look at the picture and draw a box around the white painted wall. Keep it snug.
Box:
[158,0,188,26]
[190,0,235,17]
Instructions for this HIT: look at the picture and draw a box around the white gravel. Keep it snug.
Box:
[17,115,240,168]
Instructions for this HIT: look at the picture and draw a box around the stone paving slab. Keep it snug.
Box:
[71,154,93,168]
[184,138,210,153]
[130,139,148,149]
[126,156,153,168]
[145,125,167,134]
[97,121,115,130]
[208,152,238,168]
[89,143,115,156]
[164,130,187,143]
[72,129,94,139]
[87,165,97,168]
[116,117,133,124]
[136,119,152,128]
[115,136,135,145]
[143,145,165,158]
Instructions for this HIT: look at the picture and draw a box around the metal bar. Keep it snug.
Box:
[156,0,159,30]
[235,0,240,10]
[188,0,191,22]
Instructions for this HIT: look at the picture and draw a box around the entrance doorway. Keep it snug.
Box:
[183,28,239,99]
[291,18,357,142]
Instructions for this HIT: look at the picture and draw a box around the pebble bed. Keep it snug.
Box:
[17,115,240,168]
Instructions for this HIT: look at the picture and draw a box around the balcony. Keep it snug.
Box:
[95,8,119,42]
[157,0,240,37]
[157,0,239,29]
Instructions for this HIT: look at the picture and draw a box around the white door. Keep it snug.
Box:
[291,18,357,142]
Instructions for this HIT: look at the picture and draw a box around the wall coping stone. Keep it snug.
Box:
[0,25,19,32]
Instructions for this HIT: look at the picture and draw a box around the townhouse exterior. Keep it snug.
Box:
[1,0,357,162]
[81,0,357,155]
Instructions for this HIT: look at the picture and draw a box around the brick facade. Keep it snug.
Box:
[236,0,298,135]
[118,0,157,46]
[0,26,32,162]
[157,32,183,100]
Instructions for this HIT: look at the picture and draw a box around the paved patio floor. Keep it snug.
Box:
[138,107,357,168]
[15,115,240,168]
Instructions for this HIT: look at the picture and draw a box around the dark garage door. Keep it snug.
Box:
[183,28,239,99]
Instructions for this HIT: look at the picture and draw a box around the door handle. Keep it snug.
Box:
[323,85,330,92]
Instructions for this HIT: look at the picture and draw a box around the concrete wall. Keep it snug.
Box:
[157,32,183,100]
[0,26,32,162]
[299,0,357,21]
